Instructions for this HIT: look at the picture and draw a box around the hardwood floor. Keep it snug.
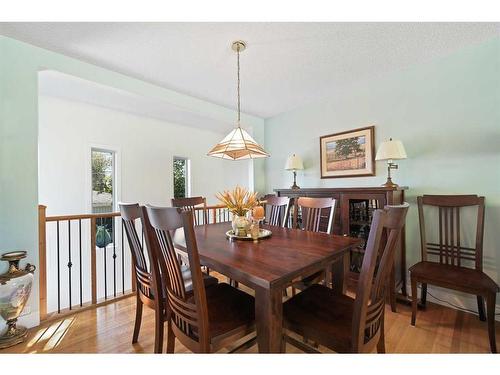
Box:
[2,277,498,353]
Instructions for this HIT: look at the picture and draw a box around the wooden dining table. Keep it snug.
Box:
[174,222,361,353]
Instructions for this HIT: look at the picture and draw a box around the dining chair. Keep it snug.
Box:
[263,195,290,227]
[283,204,409,353]
[410,195,499,353]
[295,197,336,234]
[120,203,218,353]
[146,206,256,353]
[291,197,336,292]
[171,196,208,225]
[171,196,211,273]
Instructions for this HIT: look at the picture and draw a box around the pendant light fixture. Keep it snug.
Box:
[207,41,269,160]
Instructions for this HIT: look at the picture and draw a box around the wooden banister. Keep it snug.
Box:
[37,202,230,321]
[45,212,121,222]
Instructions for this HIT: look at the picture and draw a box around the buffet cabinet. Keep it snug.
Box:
[274,186,408,311]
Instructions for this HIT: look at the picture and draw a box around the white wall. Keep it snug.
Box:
[39,95,252,214]
[264,38,500,317]
[38,95,252,313]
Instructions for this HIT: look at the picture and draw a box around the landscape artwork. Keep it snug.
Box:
[320,126,375,178]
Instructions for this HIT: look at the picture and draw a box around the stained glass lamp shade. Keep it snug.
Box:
[207,40,269,160]
[207,127,269,160]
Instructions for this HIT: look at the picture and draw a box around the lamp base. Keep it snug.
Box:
[290,170,300,189]
[381,177,399,188]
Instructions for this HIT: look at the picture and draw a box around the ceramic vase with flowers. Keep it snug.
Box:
[216,186,260,237]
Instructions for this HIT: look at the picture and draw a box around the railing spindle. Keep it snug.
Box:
[67,220,72,310]
[121,219,125,295]
[104,237,107,300]
[79,219,82,307]
[56,220,60,314]
[112,218,117,298]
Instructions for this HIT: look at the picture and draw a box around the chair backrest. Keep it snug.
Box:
[146,206,210,352]
[171,196,208,226]
[295,197,336,234]
[351,203,409,353]
[417,195,485,270]
[120,203,161,305]
[264,196,290,227]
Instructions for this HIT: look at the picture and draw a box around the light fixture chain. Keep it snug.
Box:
[237,45,241,125]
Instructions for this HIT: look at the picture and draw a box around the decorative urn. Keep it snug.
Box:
[0,251,36,349]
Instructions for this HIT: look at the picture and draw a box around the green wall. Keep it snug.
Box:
[0,36,265,326]
[264,37,500,312]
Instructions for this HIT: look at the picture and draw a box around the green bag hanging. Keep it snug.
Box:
[95,225,112,248]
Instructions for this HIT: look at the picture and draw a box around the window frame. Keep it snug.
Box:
[173,156,191,199]
[90,146,118,213]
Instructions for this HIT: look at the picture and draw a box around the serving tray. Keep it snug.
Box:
[225,228,272,241]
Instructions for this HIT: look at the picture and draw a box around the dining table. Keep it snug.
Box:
[174,222,362,353]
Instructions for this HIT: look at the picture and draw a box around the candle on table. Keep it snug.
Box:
[252,206,265,220]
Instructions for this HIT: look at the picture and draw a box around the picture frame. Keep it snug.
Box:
[320,126,375,178]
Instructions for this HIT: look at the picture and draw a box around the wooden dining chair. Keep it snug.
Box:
[120,203,167,353]
[295,197,336,234]
[146,206,256,353]
[172,196,213,274]
[291,197,336,292]
[120,203,218,353]
[171,196,208,225]
[263,195,290,227]
[283,204,409,353]
[410,195,499,353]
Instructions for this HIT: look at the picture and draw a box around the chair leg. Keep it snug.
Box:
[377,313,386,353]
[421,283,427,307]
[477,295,486,322]
[486,293,497,353]
[154,309,164,354]
[411,277,418,326]
[166,319,175,353]
[389,287,397,313]
[132,294,143,343]
[281,335,287,353]
[389,270,397,313]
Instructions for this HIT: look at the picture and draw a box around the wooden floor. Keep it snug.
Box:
[2,277,498,354]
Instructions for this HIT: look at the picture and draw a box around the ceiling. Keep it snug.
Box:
[38,70,236,133]
[1,23,499,118]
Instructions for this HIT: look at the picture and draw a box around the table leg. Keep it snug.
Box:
[255,286,283,353]
[332,252,349,295]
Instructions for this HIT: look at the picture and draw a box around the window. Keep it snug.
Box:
[173,157,190,199]
[91,149,115,213]
[91,148,115,248]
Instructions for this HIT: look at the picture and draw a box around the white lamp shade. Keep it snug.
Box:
[207,127,269,160]
[375,139,407,161]
[285,154,304,170]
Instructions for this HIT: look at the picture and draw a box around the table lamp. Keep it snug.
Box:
[285,154,304,189]
[375,138,407,188]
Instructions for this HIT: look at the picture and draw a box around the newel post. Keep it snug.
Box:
[38,205,47,321]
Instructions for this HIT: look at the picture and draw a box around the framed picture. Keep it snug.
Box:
[320,126,375,178]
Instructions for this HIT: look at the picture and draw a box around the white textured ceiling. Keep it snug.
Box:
[2,22,499,118]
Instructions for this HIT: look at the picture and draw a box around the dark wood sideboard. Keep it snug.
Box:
[274,186,408,311]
